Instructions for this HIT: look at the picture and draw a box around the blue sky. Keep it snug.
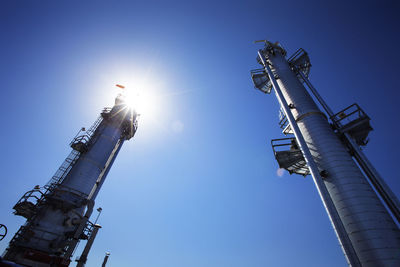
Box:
[1,0,399,266]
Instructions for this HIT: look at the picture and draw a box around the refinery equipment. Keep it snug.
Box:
[251,40,400,266]
[2,92,138,266]
[101,252,110,267]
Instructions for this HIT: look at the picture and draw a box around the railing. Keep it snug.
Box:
[271,137,299,153]
[16,188,43,203]
[287,48,311,78]
[70,135,90,147]
[250,68,272,94]
[330,103,369,127]
[271,137,310,176]
[279,109,288,130]
[278,109,293,135]
[70,114,104,151]
[331,103,372,147]
[47,183,88,200]
[13,188,44,218]
[45,150,81,189]
[11,225,63,248]
[86,115,104,138]
[82,221,95,240]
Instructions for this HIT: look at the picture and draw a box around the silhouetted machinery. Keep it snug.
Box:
[2,93,137,266]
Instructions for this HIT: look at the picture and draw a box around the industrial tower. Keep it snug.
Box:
[251,41,400,266]
[2,93,137,266]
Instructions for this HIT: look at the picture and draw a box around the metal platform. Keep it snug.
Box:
[250,68,272,94]
[271,138,310,176]
[45,184,89,209]
[251,47,309,95]
[70,115,104,153]
[331,103,372,146]
[13,188,44,219]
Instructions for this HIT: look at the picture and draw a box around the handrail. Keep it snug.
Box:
[330,103,368,125]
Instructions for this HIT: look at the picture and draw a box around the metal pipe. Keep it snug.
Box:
[101,252,110,267]
[298,71,335,117]
[64,200,95,260]
[76,224,101,267]
[258,50,361,266]
[345,133,400,223]
[93,207,103,225]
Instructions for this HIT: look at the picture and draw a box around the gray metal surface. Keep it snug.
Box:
[61,123,123,195]
[300,70,400,232]
[258,42,400,266]
[259,50,360,266]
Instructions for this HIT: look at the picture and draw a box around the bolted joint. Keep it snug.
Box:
[320,170,329,178]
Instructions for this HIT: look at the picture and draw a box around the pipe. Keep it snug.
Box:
[345,133,400,223]
[101,252,110,267]
[76,224,101,267]
[63,200,95,260]
[258,50,361,266]
[298,71,335,117]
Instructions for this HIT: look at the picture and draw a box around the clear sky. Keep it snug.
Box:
[1,0,399,266]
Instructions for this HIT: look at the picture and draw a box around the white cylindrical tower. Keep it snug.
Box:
[253,41,400,266]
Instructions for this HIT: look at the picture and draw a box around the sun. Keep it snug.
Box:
[116,82,160,120]
[124,89,154,116]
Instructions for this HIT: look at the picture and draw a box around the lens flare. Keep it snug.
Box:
[123,87,158,118]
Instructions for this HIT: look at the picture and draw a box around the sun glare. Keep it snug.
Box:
[124,88,157,117]
[115,80,161,122]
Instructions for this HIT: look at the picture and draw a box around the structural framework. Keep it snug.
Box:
[2,93,137,266]
[251,40,400,266]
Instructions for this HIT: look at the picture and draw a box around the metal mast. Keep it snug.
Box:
[251,41,400,266]
[101,252,110,267]
[2,93,138,266]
